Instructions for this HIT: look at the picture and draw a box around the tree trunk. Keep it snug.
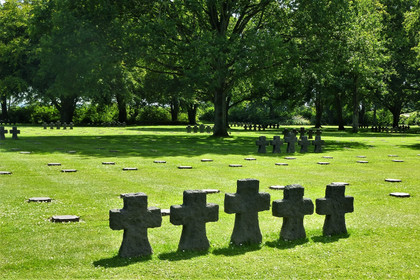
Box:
[359,100,366,127]
[390,106,402,127]
[334,94,345,131]
[170,96,179,122]
[213,87,229,137]
[116,93,128,123]
[187,103,198,125]
[315,91,323,129]
[1,95,8,121]
[373,104,377,126]
[56,96,77,123]
[352,75,359,133]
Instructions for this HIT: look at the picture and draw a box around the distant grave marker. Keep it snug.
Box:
[389,192,410,198]
[312,130,324,153]
[269,185,285,190]
[385,178,401,182]
[392,160,404,162]
[256,136,269,153]
[199,124,205,133]
[0,127,8,140]
[284,157,296,160]
[153,160,166,164]
[285,132,297,153]
[357,161,369,164]
[123,167,138,171]
[229,164,242,167]
[317,162,330,165]
[201,159,213,162]
[28,197,52,203]
[298,136,310,153]
[51,215,80,223]
[323,156,333,159]
[356,156,366,158]
[202,189,220,194]
[102,162,116,165]
[10,127,20,140]
[270,136,283,153]
[275,163,288,166]
[244,158,256,161]
[178,166,192,169]
[61,169,77,173]
[47,163,61,166]
[20,151,31,154]
[0,171,12,175]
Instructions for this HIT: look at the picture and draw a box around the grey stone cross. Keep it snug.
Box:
[308,129,314,139]
[299,127,306,138]
[170,190,219,251]
[285,132,297,153]
[10,127,20,140]
[272,185,314,241]
[225,179,270,245]
[298,136,310,153]
[312,132,324,153]
[199,124,205,133]
[316,184,354,236]
[256,136,269,153]
[186,125,192,133]
[109,193,162,258]
[270,136,283,153]
[0,127,8,140]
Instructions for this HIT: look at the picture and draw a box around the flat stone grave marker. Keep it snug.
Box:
[331,182,349,186]
[170,190,219,251]
[388,155,398,157]
[178,166,192,169]
[47,163,61,166]
[102,162,116,165]
[357,161,369,163]
[285,157,296,160]
[275,163,288,166]
[392,160,404,162]
[109,193,162,257]
[272,185,314,241]
[225,179,270,245]
[229,164,242,167]
[67,151,77,154]
[161,209,170,216]
[153,160,166,163]
[385,178,401,182]
[28,197,52,203]
[202,189,220,194]
[20,151,31,154]
[389,192,410,198]
[269,185,285,190]
[316,184,354,236]
[109,150,119,153]
[201,159,213,162]
[61,169,77,173]
[10,148,20,151]
[123,167,138,171]
[244,158,256,161]
[356,156,366,158]
[51,215,80,223]
[318,162,330,165]
[0,171,12,175]
[323,156,333,159]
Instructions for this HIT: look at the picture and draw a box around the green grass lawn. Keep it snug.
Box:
[1,125,419,279]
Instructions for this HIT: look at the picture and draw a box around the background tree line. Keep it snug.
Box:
[0,0,419,135]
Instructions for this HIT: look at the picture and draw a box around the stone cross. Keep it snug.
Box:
[312,132,324,153]
[193,125,198,133]
[206,126,212,133]
[256,136,269,153]
[56,121,61,129]
[270,136,283,153]
[186,125,192,133]
[298,136,310,153]
[285,132,297,153]
[0,127,8,140]
[299,127,306,138]
[244,124,248,130]
[43,122,47,129]
[308,129,314,139]
[272,185,314,241]
[69,122,74,129]
[283,128,289,137]
[109,193,162,258]
[10,127,20,140]
[50,122,54,129]
[224,179,270,245]
[316,184,354,236]
[170,190,219,251]
[63,122,67,130]
[199,124,205,133]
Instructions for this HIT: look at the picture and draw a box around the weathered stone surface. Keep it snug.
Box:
[356,156,366,158]
[244,158,256,161]
[256,136,269,153]
[61,169,77,173]
[178,166,192,169]
[275,163,288,166]
[161,209,170,216]
[153,160,166,164]
[67,151,77,154]
[392,160,404,162]
[51,215,79,223]
[284,157,296,160]
[270,136,283,153]
[0,127,8,140]
[389,192,410,198]
[388,155,398,157]
[47,163,61,166]
[323,156,333,159]
[186,126,192,133]
[357,161,369,163]
[201,159,213,162]
[316,184,354,236]
[272,185,314,240]
[0,171,12,175]
[20,151,31,154]
[109,193,162,258]
[224,179,270,245]
[170,190,219,251]
[202,189,220,194]
[298,136,310,153]
[28,197,52,203]
[331,182,349,186]
[285,132,297,153]
[102,162,116,165]
[385,178,402,182]
[229,164,242,167]
[312,132,324,153]
[317,162,330,165]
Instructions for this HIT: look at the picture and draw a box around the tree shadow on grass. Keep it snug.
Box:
[398,143,420,151]
[212,243,262,257]
[93,255,152,268]
[158,249,209,261]
[265,238,310,249]
[311,233,350,243]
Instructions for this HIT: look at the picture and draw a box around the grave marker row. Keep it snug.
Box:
[109,179,353,257]
[256,130,323,154]
[0,126,20,140]
[186,125,213,133]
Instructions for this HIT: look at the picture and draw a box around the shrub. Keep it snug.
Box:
[136,106,171,124]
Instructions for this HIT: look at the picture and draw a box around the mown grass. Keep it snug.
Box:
[0,125,419,279]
